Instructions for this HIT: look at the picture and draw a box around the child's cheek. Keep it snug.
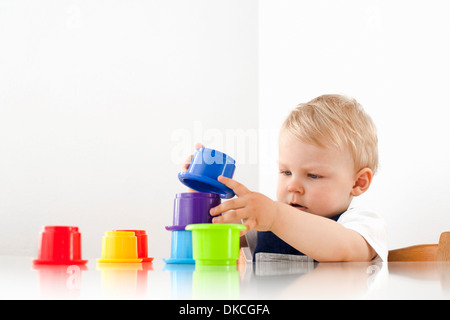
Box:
[275,183,287,202]
[309,189,334,216]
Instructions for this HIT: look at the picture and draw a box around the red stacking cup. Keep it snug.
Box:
[116,230,154,262]
[33,226,88,265]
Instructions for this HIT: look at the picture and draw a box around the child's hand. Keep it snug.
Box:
[182,142,205,172]
[182,143,204,193]
[209,175,279,235]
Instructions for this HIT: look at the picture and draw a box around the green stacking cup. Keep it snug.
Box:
[185,223,246,266]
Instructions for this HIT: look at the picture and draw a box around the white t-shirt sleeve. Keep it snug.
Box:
[336,208,388,262]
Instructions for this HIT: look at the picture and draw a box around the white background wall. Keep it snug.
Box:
[0,0,258,259]
[259,0,450,250]
[1,0,450,260]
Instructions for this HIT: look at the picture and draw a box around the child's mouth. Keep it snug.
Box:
[290,203,307,211]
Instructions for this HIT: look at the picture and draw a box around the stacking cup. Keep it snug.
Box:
[33,226,87,265]
[97,231,142,263]
[178,148,236,199]
[163,230,195,264]
[186,224,246,266]
[115,230,153,262]
[165,192,220,231]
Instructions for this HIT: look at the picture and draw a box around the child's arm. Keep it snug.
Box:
[268,202,376,261]
[210,176,376,262]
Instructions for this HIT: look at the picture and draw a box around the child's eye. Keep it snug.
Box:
[280,170,292,176]
[308,173,321,179]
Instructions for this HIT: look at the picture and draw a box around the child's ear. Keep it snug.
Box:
[351,168,373,197]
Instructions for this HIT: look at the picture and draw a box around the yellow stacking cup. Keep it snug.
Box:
[97,231,142,263]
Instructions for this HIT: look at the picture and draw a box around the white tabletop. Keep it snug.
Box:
[1,255,450,300]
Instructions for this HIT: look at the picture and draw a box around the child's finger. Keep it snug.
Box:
[212,209,244,224]
[239,228,249,237]
[182,143,205,172]
[217,175,250,197]
[194,142,205,150]
[210,198,245,216]
[243,218,256,231]
[182,154,193,172]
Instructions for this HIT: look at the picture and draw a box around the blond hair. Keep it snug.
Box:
[282,94,378,174]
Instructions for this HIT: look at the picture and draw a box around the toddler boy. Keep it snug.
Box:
[187,94,387,262]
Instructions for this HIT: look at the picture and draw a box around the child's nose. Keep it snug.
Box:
[287,181,305,194]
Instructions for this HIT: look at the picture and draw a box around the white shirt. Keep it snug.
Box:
[336,207,388,262]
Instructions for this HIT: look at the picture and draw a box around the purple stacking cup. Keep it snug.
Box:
[166,193,221,231]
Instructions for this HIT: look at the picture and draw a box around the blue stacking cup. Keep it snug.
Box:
[178,148,236,199]
[163,230,195,264]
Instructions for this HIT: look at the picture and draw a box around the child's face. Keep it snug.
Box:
[277,129,357,218]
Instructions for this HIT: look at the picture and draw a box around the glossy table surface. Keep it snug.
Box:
[1,255,450,300]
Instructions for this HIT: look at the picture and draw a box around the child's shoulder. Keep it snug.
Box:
[338,207,388,261]
[339,207,384,222]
